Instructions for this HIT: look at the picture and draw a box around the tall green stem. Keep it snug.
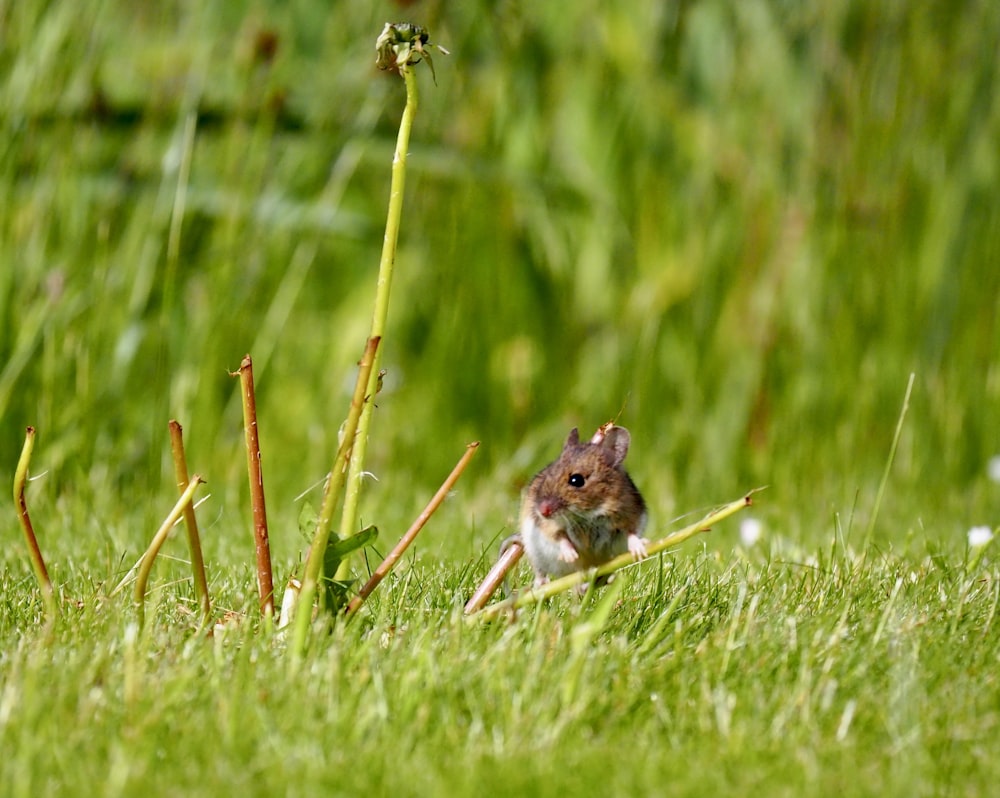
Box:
[336,65,419,575]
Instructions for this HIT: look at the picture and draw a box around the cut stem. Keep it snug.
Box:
[235,355,275,617]
[336,63,421,576]
[168,420,211,624]
[291,336,380,656]
[469,491,756,621]
[463,538,525,615]
[345,441,480,617]
[13,426,56,620]
[134,475,205,629]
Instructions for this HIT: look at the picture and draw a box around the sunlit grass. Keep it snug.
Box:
[2,539,999,795]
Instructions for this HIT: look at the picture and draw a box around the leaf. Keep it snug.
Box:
[326,524,378,562]
[320,525,378,614]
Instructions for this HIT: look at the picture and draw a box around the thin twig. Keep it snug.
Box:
[134,475,205,629]
[168,420,211,624]
[167,419,212,623]
[469,491,757,621]
[345,441,480,618]
[234,355,274,617]
[13,426,56,620]
[463,539,524,615]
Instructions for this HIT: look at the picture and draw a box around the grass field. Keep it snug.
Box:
[2,1,999,795]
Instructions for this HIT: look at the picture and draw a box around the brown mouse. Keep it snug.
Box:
[514,425,648,585]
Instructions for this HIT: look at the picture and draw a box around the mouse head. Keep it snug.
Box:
[533,426,634,519]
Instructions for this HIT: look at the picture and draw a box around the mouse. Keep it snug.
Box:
[512,425,648,586]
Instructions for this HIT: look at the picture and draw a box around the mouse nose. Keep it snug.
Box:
[539,498,561,518]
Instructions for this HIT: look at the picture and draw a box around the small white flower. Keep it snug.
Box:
[740,517,763,547]
[988,456,1000,484]
[968,526,994,548]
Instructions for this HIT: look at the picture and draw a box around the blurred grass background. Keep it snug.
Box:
[1,0,998,571]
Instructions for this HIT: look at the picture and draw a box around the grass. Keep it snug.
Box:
[2,0,1000,794]
[2,542,999,796]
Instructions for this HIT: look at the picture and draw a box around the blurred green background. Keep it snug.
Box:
[2,1,998,569]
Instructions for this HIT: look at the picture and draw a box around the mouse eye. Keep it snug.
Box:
[568,473,585,488]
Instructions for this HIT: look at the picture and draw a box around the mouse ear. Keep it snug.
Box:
[564,428,580,449]
[599,426,630,466]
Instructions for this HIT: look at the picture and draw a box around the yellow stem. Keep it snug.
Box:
[13,426,56,620]
[133,475,205,629]
[470,492,756,621]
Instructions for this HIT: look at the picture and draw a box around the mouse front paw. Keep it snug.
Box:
[627,534,648,560]
[558,536,580,563]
